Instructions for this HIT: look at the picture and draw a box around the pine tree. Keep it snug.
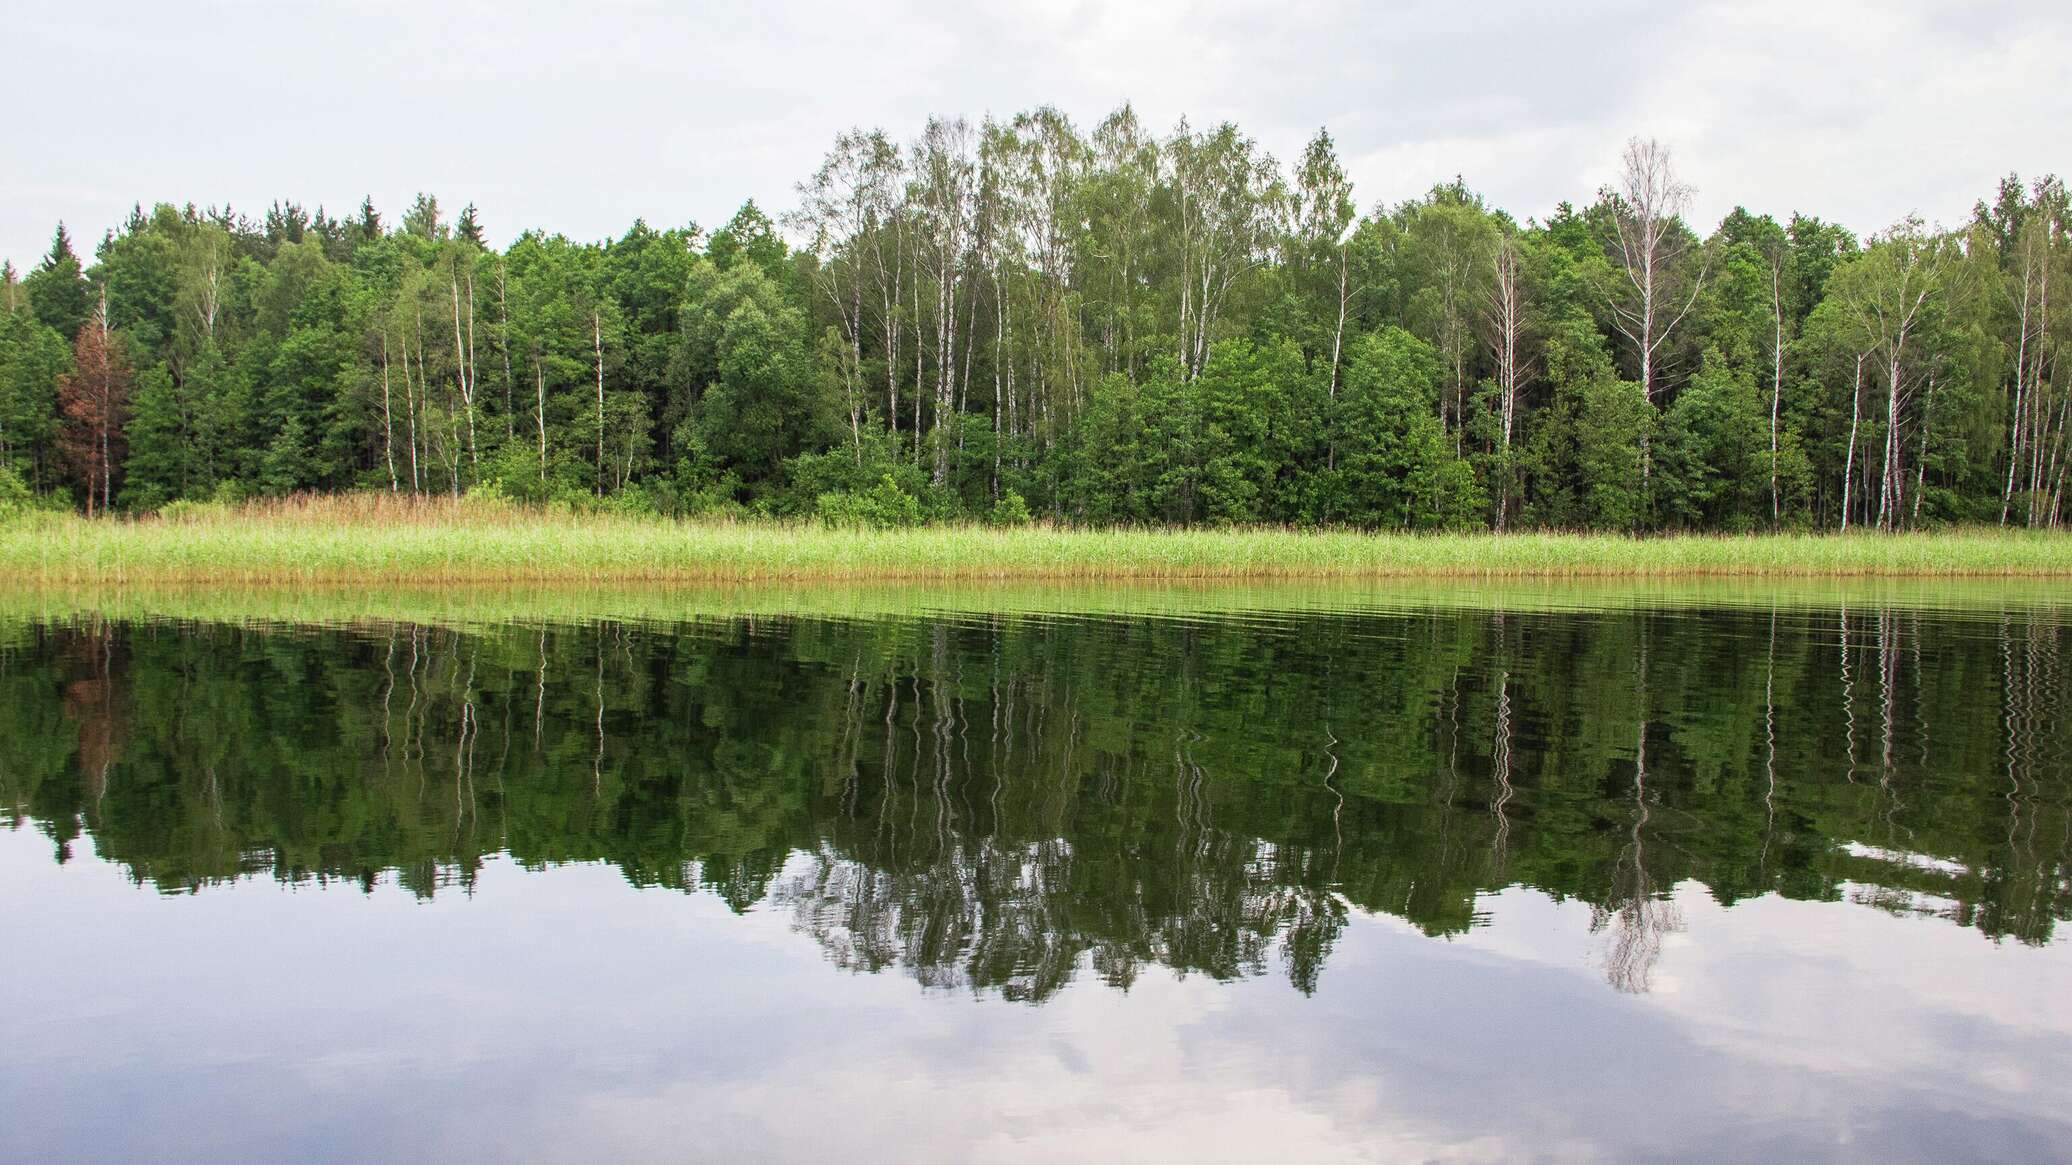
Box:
[402,194,444,242]
[121,365,197,509]
[0,295,68,483]
[25,224,92,339]
[259,415,308,496]
[354,197,383,244]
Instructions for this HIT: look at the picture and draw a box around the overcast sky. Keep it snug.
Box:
[6,0,2068,270]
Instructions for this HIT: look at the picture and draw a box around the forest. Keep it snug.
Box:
[1,106,2067,532]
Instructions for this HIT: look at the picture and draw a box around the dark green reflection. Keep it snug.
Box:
[2,604,2066,999]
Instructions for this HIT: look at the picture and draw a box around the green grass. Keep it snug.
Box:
[3,495,2070,586]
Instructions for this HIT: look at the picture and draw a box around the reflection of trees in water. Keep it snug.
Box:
[60,619,124,812]
[1588,625,1685,994]
[768,669,1346,1001]
[1590,761,1685,993]
[0,603,2067,1000]
[1997,609,2065,935]
[776,833,1345,1002]
[1492,668,1514,871]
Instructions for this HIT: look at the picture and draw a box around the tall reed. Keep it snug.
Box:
[4,495,2070,585]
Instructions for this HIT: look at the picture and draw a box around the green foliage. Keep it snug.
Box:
[1328,329,1483,528]
[1577,379,1654,531]
[988,489,1032,526]
[155,497,234,523]
[597,481,660,518]
[816,474,924,528]
[1657,354,1769,530]
[24,225,91,339]
[0,120,2057,530]
[120,364,195,510]
[0,305,67,486]
[479,439,547,504]
[674,473,750,520]
[258,415,310,496]
[0,462,32,519]
[705,201,790,283]
[1194,339,1306,524]
[675,262,834,498]
[782,427,951,522]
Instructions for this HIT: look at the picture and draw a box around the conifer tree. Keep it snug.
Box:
[56,292,131,515]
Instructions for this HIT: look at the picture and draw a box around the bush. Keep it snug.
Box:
[670,467,749,520]
[598,483,660,518]
[988,490,1033,526]
[642,478,684,519]
[544,481,611,514]
[0,464,33,521]
[815,474,924,528]
[480,442,549,504]
[160,496,254,523]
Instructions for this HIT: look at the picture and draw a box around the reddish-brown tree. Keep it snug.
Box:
[57,292,130,516]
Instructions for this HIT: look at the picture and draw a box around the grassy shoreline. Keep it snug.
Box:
[3,497,2070,585]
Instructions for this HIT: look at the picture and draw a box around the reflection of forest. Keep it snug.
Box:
[1,605,2066,999]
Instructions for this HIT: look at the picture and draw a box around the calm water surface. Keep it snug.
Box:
[3,595,2070,1162]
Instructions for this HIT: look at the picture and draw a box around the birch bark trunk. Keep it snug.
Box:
[592,311,605,496]
[1841,354,1864,532]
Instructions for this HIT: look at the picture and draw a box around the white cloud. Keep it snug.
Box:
[2,0,2065,267]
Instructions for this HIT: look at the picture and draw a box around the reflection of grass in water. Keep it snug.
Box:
[4,495,2072,586]
[2,575,2069,630]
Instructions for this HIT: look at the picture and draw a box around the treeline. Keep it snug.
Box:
[1,107,2068,529]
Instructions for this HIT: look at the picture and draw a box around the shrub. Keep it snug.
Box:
[816,474,924,528]
[782,434,937,519]
[643,478,684,518]
[545,482,600,513]
[598,483,660,518]
[988,490,1033,526]
[673,469,749,520]
[157,497,233,524]
[0,464,32,520]
[480,442,549,504]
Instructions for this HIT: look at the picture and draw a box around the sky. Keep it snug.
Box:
[5,0,2068,270]
[14,829,2072,1161]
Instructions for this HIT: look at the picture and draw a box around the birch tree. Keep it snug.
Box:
[1830,219,1957,529]
[1483,232,1531,529]
[1997,178,2067,526]
[1083,106,1159,382]
[909,118,977,484]
[1400,182,1496,443]
[1166,120,1281,381]
[1288,129,1357,401]
[1604,138,1706,406]
[790,130,886,460]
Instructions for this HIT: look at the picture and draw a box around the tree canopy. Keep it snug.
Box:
[2,114,2066,530]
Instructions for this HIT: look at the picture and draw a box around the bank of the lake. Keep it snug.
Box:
[3,497,2071,584]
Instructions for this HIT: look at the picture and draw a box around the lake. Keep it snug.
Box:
[3,586,2069,1162]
